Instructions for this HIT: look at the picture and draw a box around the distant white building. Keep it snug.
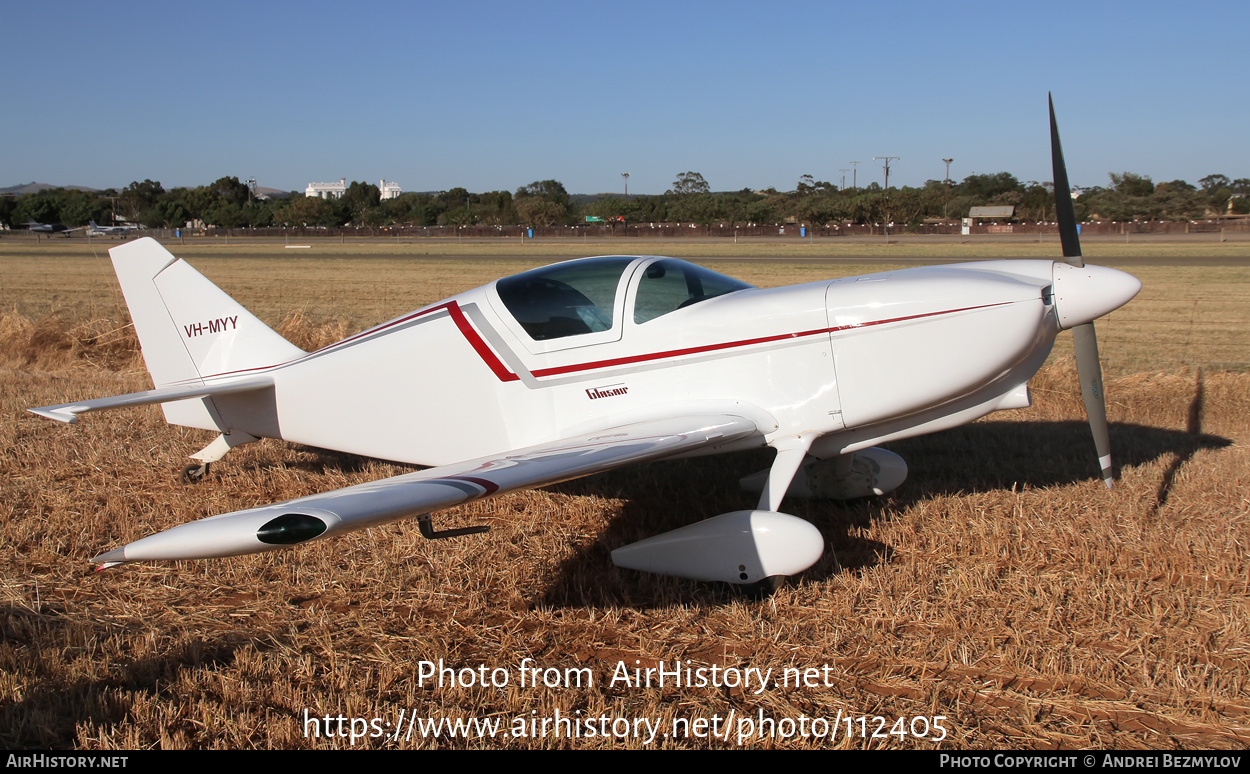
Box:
[379,179,402,200]
[305,178,403,200]
[306,178,347,199]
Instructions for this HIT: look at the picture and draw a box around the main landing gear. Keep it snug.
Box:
[610,445,908,587]
[738,446,908,501]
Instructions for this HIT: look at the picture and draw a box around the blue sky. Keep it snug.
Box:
[5,0,1246,195]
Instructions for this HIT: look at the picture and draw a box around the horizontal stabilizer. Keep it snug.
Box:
[29,376,274,424]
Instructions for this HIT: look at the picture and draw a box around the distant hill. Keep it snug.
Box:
[1,182,100,195]
[1,182,298,198]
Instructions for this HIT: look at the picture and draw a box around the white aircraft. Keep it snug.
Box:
[89,220,140,237]
[30,99,1142,585]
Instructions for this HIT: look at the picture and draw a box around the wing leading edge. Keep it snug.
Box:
[93,414,760,568]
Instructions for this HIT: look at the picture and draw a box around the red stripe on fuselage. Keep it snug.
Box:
[320,302,455,351]
[528,302,1009,378]
[198,300,521,381]
[199,300,1008,384]
[321,300,520,382]
[444,303,520,382]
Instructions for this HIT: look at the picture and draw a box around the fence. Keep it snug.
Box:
[142,218,1249,241]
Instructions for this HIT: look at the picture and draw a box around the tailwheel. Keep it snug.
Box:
[180,463,210,484]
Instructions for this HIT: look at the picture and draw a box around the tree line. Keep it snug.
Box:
[2,170,1247,231]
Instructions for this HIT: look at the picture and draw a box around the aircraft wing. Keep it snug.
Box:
[92,413,761,567]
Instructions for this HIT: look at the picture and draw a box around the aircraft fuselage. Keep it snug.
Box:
[196,257,1075,467]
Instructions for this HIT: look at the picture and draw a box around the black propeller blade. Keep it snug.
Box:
[1050,94,1114,488]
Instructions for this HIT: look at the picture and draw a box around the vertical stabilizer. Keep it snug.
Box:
[110,238,305,428]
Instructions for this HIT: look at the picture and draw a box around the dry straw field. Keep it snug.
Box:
[2,235,1248,749]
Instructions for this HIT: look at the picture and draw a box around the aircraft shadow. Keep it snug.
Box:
[531,420,1230,609]
[246,447,393,476]
[0,602,252,747]
[275,417,1228,609]
[880,419,1229,500]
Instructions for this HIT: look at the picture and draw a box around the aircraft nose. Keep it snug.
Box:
[1051,262,1142,330]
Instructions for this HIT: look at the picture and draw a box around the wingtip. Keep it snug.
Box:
[28,406,79,424]
[91,547,128,570]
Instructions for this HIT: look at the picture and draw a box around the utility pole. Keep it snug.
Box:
[942,158,954,221]
[838,168,849,191]
[621,172,629,197]
[874,157,899,243]
[849,161,861,191]
[874,156,899,191]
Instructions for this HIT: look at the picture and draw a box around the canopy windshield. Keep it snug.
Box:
[633,259,753,323]
[496,257,635,341]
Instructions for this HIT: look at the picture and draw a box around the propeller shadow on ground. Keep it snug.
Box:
[883,420,1230,500]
